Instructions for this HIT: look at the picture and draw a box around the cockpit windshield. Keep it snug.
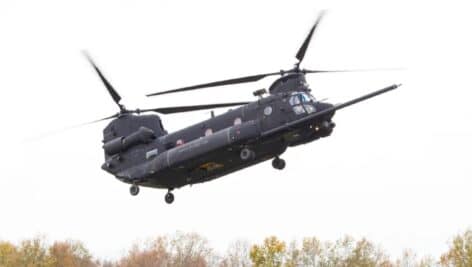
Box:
[300,92,311,103]
[289,92,315,105]
[289,92,317,115]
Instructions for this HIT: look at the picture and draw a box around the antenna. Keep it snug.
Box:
[253,88,267,98]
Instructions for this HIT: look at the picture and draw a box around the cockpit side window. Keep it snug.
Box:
[289,93,301,105]
[158,119,168,135]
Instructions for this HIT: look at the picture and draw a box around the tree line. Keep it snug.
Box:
[0,230,471,267]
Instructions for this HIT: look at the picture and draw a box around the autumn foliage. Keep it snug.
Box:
[0,230,471,267]
[0,238,95,267]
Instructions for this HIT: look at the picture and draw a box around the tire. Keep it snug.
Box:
[130,185,140,196]
[165,192,175,204]
[272,158,286,170]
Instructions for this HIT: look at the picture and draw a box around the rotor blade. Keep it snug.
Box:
[295,10,326,64]
[262,84,401,137]
[140,102,250,114]
[146,72,280,97]
[83,113,120,125]
[83,51,122,108]
[335,84,401,110]
[22,113,120,143]
[303,67,404,74]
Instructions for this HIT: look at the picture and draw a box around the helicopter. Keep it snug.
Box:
[85,11,400,204]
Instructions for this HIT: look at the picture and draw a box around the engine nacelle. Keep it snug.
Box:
[103,126,156,155]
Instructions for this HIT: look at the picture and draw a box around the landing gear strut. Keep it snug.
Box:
[165,190,175,204]
[130,184,140,196]
[272,157,286,170]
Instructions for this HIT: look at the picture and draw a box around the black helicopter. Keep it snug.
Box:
[85,12,400,204]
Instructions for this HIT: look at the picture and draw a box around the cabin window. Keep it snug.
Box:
[205,128,213,136]
[264,106,273,116]
[234,117,242,125]
[146,149,158,159]
[176,139,184,146]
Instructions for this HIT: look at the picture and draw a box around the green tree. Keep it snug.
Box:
[250,236,286,267]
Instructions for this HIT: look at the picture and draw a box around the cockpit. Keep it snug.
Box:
[288,92,317,115]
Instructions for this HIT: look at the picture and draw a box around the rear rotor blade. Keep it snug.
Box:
[23,112,120,143]
[146,72,280,97]
[295,10,326,64]
[83,51,123,109]
[140,102,250,114]
[84,113,120,125]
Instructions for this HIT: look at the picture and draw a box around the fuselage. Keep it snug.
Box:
[101,74,336,189]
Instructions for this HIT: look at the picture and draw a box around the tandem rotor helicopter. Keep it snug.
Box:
[85,11,400,204]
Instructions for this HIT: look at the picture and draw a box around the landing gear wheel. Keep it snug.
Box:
[240,148,255,161]
[165,192,175,204]
[272,157,286,170]
[130,184,140,196]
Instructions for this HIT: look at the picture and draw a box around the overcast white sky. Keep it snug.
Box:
[1,0,471,261]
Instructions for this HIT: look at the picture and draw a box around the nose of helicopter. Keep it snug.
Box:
[316,101,334,109]
[315,102,336,117]
[313,102,336,137]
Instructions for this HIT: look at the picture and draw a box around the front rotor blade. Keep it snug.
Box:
[262,84,401,138]
[295,10,326,64]
[83,51,122,107]
[140,102,250,114]
[146,72,280,97]
[303,67,404,74]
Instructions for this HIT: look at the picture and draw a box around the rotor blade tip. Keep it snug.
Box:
[82,50,91,59]
[82,51,97,67]
[146,92,161,97]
